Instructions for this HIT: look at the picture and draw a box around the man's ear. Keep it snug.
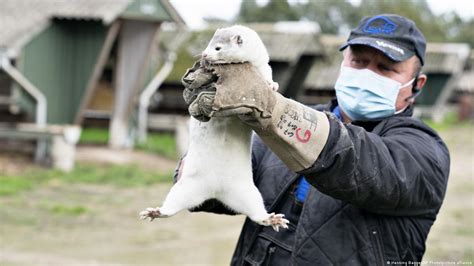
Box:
[231,35,243,46]
[416,74,427,90]
[407,74,427,103]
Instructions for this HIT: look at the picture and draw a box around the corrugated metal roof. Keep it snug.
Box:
[0,0,128,57]
[0,0,51,56]
[52,0,131,23]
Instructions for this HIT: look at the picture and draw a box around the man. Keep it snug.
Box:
[180,14,450,265]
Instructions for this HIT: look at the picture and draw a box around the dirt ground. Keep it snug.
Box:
[0,125,472,265]
[423,125,474,262]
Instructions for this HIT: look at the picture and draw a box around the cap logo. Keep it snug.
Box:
[375,40,405,55]
[362,16,397,35]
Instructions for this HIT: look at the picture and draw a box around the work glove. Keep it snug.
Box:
[181,61,330,172]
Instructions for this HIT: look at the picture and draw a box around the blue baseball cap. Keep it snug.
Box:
[340,14,426,65]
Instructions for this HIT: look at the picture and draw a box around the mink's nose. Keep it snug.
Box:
[202,53,207,58]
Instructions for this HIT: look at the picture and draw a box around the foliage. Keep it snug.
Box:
[442,13,474,46]
[237,0,299,23]
[294,0,360,34]
[235,0,474,46]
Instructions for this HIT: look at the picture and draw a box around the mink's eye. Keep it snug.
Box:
[215,46,221,51]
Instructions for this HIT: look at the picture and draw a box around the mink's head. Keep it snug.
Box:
[201,25,269,66]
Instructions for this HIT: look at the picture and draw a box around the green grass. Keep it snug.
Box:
[0,163,173,196]
[80,128,177,159]
[79,128,110,144]
[46,164,173,186]
[136,132,178,159]
[422,112,472,132]
[48,204,88,216]
[0,176,33,196]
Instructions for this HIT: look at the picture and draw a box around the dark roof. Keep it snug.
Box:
[303,35,345,90]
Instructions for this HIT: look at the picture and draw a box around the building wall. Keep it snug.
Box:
[17,19,107,124]
[417,74,450,107]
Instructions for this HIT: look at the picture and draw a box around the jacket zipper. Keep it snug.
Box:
[370,229,385,265]
[264,246,276,266]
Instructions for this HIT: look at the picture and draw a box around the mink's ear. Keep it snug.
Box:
[231,34,243,46]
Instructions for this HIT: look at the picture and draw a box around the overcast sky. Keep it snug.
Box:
[169,0,474,29]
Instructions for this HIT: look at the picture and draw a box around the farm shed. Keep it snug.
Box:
[453,50,474,120]
[0,0,184,169]
[416,43,471,121]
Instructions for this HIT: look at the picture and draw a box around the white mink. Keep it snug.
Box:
[140,25,288,231]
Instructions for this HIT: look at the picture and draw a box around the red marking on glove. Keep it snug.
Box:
[295,128,311,143]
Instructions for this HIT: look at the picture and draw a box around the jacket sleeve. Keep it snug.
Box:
[301,115,450,216]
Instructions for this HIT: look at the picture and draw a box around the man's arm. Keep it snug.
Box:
[301,116,450,216]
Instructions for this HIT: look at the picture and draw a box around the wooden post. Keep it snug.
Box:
[109,20,159,149]
[74,21,121,125]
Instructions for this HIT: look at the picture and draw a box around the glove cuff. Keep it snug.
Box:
[253,93,330,172]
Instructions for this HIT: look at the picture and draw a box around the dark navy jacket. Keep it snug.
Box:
[188,101,450,265]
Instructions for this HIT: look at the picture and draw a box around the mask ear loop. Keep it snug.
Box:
[405,74,422,101]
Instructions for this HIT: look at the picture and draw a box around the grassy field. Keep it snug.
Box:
[80,128,178,160]
[0,121,472,265]
[0,163,173,197]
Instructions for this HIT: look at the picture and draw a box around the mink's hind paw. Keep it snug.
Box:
[262,213,290,232]
[139,207,163,221]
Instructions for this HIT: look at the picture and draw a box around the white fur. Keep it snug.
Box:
[202,25,275,83]
[140,26,287,230]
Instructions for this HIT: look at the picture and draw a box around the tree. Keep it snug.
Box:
[234,0,472,46]
[236,0,261,23]
[236,0,299,23]
[452,19,474,46]
[441,12,474,47]
[295,0,359,34]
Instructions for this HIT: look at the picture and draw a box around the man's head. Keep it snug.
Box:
[336,14,428,122]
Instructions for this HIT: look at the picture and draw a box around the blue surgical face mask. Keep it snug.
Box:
[335,66,415,121]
